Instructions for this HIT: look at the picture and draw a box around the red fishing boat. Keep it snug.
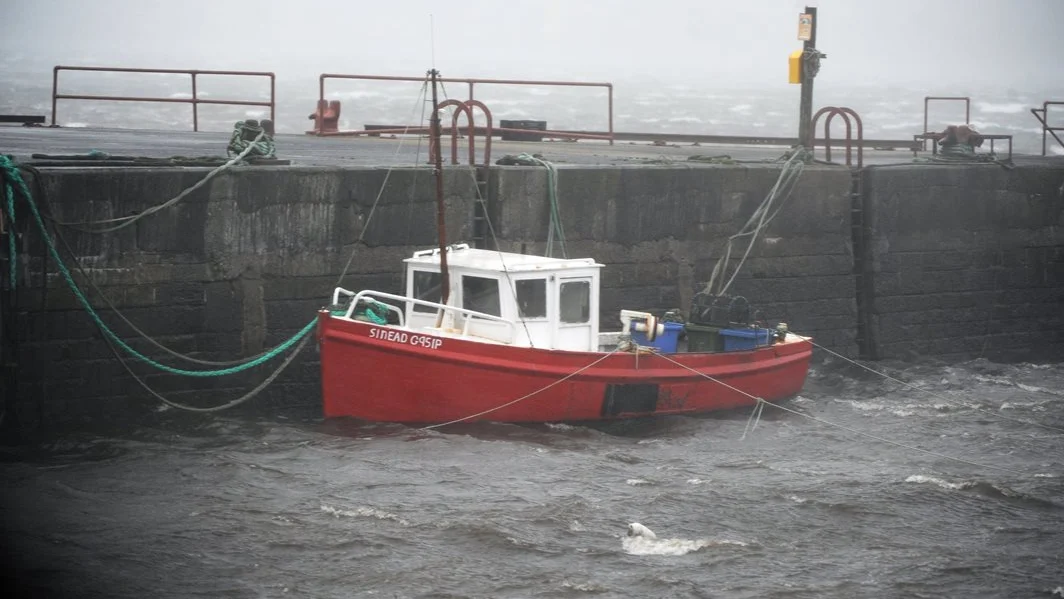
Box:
[316,70,812,424]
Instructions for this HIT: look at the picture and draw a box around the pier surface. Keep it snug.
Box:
[0,125,991,167]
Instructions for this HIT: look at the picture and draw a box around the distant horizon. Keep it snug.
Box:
[3,0,1062,92]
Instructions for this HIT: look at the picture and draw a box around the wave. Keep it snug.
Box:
[622,534,748,556]
[904,476,1061,509]
[319,503,411,526]
[976,102,1026,114]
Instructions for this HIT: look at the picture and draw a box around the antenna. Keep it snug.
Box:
[430,14,437,69]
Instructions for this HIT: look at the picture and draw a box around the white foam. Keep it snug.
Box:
[686,478,707,485]
[1018,383,1064,396]
[905,475,965,490]
[622,536,748,556]
[320,504,410,526]
[562,581,607,592]
[626,478,653,486]
[788,495,808,504]
[977,102,1026,114]
[545,422,577,431]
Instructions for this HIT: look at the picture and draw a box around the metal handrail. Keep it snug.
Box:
[51,65,276,131]
[316,72,614,145]
[1031,101,1064,156]
[922,96,970,151]
[331,288,517,343]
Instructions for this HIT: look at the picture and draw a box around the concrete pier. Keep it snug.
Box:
[2,127,1063,424]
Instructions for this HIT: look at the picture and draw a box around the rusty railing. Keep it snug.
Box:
[811,106,863,167]
[1031,101,1064,156]
[921,96,970,150]
[51,65,275,131]
[315,73,614,145]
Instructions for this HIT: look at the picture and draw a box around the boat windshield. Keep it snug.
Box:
[560,280,590,323]
[462,275,501,316]
[412,270,442,313]
[516,279,546,318]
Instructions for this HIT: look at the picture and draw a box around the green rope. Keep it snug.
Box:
[227,120,275,159]
[511,153,567,258]
[3,164,14,290]
[0,155,313,377]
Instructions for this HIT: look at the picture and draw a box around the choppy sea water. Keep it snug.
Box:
[2,67,1062,155]
[2,357,1062,598]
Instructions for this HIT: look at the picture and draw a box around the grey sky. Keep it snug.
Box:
[2,0,1062,88]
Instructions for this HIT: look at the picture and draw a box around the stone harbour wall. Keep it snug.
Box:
[5,159,1064,426]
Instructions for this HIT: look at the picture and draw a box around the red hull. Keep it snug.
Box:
[318,311,812,423]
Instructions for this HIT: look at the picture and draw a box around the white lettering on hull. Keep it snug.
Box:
[368,327,444,350]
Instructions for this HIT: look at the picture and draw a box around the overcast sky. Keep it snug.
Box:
[2,0,1062,89]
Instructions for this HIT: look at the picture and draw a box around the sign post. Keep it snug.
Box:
[797,7,818,149]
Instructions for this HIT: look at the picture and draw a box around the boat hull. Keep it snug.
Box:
[318,311,812,423]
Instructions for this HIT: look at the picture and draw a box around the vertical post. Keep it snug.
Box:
[797,6,818,148]
[318,75,326,136]
[191,72,199,132]
[269,74,276,124]
[51,66,59,126]
[468,81,474,102]
[430,69,450,309]
[608,84,615,145]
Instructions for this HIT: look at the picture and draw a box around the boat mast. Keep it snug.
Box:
[429,68,451,309]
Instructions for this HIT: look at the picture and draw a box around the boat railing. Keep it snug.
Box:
[332,288,517,343]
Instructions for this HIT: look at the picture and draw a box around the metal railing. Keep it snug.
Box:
[315,73,614,144]
[811,106,863,167]
[331,288,518,344]
[51,65,275,131]
[921,96,970,150]
[1031,101,1064,156]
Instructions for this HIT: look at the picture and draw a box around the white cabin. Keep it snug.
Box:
[403,244,603,351]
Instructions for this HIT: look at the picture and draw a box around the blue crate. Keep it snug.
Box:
[631,321,684,353]
[720,327,771,351]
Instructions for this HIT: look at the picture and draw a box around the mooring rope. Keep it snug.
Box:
[705,147,807,296]
[334,77,430,288]
[419,348,623,430]
[0,156,314,378]
[811,341,1064,434]
[653,349,1033,476]
[49,130,266,233]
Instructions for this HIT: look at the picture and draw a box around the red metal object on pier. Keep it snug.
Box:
[308,100,341,134]
[51,65,275,132]
[426,99,495,166]
[1031,101,1064,156]
[921,96,970,151]
[811,106,863,167]
[314,73,614,145]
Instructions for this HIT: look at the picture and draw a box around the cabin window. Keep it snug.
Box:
[559,280,590,323]
[462,275,501,316]
[516,279,547,318]
[412,270,442,313]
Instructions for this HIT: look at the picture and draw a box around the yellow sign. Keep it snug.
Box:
[798,13,813,41]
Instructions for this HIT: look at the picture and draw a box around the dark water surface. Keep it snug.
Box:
[2,358,1063,598]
